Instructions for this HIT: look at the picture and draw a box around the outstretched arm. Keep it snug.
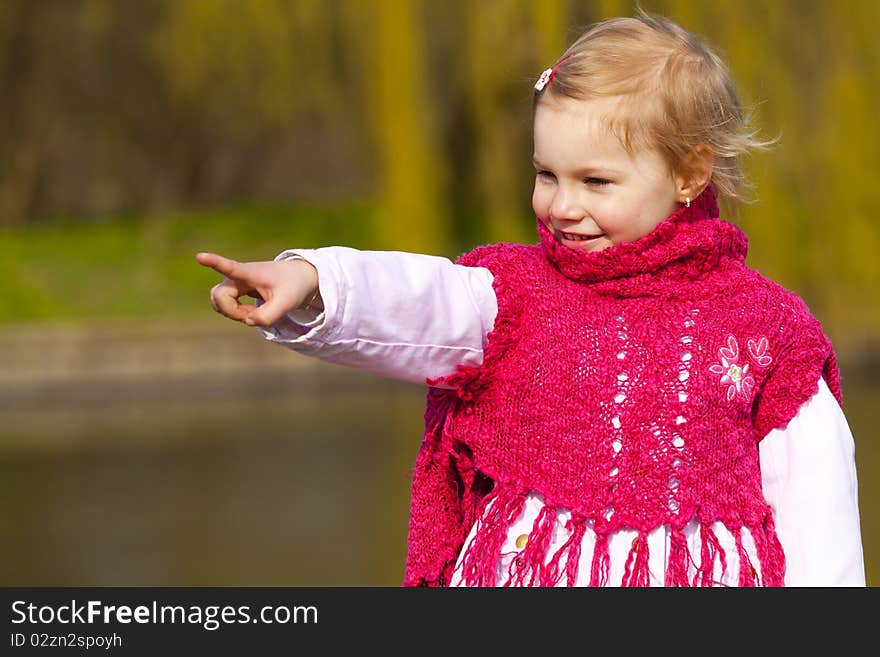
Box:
[197,247,499,387]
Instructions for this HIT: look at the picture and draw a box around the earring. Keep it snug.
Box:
[685,197,691,208]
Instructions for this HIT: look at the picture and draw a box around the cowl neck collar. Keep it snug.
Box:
[536,186,748,296]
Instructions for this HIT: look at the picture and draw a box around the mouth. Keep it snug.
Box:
[556,230,605,248]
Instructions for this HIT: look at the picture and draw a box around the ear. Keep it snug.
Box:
[675,145,714,203]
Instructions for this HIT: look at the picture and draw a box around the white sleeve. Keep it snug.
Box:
[759,376,866,586]
[256,246,498,388]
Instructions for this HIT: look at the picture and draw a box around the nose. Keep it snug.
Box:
[548,185,582,223]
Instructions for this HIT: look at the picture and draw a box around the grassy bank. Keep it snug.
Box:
[0,202,381,325]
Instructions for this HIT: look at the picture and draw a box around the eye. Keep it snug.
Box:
[535,170,555,180]
[584,177,610,186]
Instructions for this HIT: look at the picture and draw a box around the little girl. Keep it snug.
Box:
[196,12,865,586]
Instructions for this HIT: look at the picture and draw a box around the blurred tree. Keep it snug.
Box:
[531,0,569,64]
[0,1,53,227]
[464,0,535,244]
[365,0,447,254]
[596,0,632,20]
[153,0,300,203]
[0,0,878,361]
[156,0,294,132]
[812,0,880,358]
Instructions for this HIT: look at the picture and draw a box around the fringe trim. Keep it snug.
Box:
[446,500,785,588]
[693,522,728,587]
[589,531,611,587]
[504,505,557,587]
[752,512,786,586]
[621,532,651,587]
[455,486,526,587]
[543,515,588,587]
[665,526,690,587]
[402,390,463,587]
[735,527,759,587]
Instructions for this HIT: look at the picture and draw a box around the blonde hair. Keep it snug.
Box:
[534,9,775,215]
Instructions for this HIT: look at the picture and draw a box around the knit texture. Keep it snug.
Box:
[403,187,841,587]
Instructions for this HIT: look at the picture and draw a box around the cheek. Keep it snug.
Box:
[629,200,670,236]
[531,185,547,218]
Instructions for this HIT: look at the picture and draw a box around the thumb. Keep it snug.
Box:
[243,289,299,327]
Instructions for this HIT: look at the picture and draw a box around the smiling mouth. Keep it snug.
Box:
[557,230,604,243]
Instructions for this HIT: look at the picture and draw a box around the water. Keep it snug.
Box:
[1,361,876,586]
[0,369,424,586]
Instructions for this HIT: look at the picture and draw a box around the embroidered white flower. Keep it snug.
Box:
[709,334,773,402]
[534,67,553,92]
[709,335,755,401]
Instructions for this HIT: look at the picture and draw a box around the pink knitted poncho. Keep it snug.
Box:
[403,187,841,587]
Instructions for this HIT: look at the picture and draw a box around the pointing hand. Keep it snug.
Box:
[196,252,320,327]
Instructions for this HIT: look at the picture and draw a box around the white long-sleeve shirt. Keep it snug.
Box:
[258,246,866,586]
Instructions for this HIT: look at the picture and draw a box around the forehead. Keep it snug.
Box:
[532,94,673,180]
[533,95,632,161]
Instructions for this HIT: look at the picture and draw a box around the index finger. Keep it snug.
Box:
[196,252,242,278]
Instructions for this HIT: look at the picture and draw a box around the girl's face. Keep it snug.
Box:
[532,95,686,252]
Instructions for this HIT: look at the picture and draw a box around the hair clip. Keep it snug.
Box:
[534,52,574,92]
[534,67,554,92]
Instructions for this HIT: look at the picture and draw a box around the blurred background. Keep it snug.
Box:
[1,0,876,586]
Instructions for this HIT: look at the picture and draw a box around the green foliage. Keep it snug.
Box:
[154,0,301,133]
[367,0,448,254]
[0,202,376,325]
[1,0,878,359]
